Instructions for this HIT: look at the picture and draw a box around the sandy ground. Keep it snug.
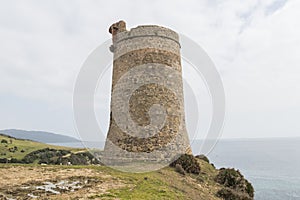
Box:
[0,165,125,200]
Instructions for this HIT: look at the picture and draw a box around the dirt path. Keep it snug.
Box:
[0,165,125,199]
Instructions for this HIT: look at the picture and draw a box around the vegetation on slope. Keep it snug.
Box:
[215,168,254,199]
[0,135,73,159]
[0,135,254,199]
[0,135,88,164]
[0,162,222,199]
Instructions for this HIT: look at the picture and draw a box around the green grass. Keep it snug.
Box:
[0,134,82,160]
[0,161,224,200]
[101,170,186,199]
[78,162,221,200]
[0,135,232,199]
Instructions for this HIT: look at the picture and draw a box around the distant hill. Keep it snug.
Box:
[0,129,80,143]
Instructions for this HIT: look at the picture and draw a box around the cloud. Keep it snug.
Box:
[0,0,299,138]
[265,0,289,15]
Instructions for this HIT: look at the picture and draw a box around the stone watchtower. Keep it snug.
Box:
[103,21,191,169]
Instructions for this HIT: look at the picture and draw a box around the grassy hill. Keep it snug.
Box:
[0,134,78,160]
[0,135,254,200]
[0,161,253,199]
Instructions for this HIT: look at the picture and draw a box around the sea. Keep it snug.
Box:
[49,138,300,200]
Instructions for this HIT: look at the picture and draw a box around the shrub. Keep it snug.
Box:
[20,148,101,165]
[195,154,210,163]
[246,182,254,198]
[170,154,201,174]
[9,158,21,163]
[215,168,241,187]
[22,148,71,164]
[1,139,8,144]
[217,188,252,200]
[64,152,100,165]
[215,168,254,198]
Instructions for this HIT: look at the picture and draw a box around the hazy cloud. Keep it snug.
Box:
[0,0,299,138]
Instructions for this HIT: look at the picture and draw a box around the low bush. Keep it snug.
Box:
[195,154,210,163]
[170,154,201,175]
[22,148,71,164]
[217,188,252,200]
[215,168,254,198]
[1,139,8,144]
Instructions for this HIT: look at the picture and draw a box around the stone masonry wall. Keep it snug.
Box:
[104,21,191,164]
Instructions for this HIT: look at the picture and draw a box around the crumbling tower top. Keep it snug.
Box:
[109,20,127,36]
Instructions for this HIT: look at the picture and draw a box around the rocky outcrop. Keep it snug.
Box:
[215,168,254,200]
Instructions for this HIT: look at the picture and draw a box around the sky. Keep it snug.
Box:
[0,0,300,139]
